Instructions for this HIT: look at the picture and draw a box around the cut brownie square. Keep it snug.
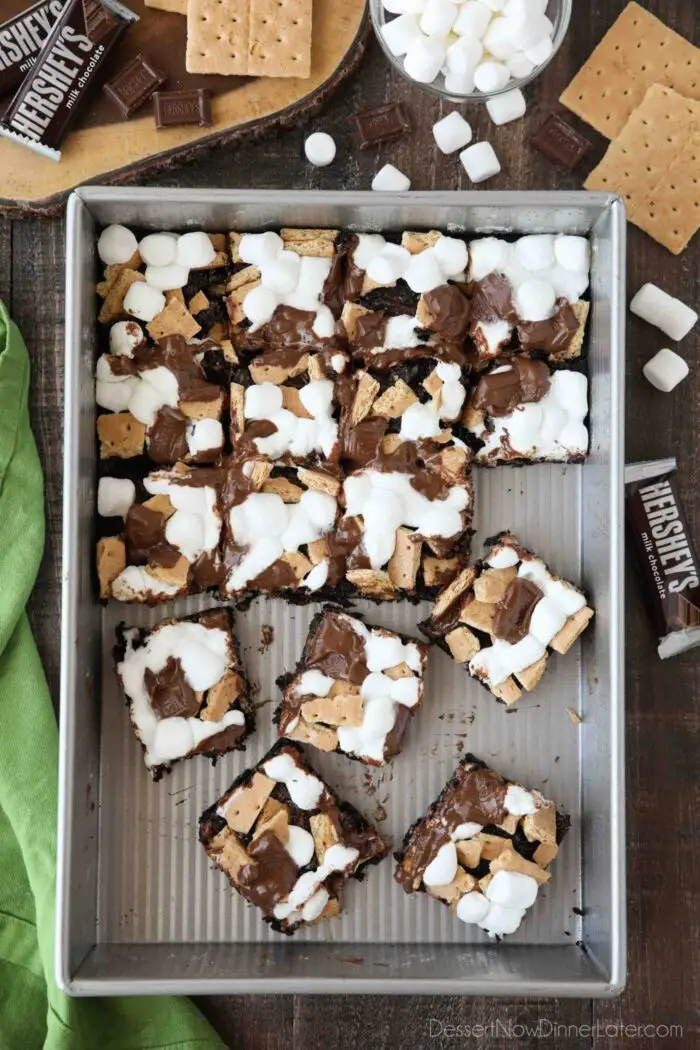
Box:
[420,532,594,706]
[275,607,429,764]
[199,740,388,934]
[463,359,589,464]
[97,463,225,602]
[114,607,254,780]
[394,753,569,938]
[230,344,350,465]
[96,335,228,465]
[220,455,344,601]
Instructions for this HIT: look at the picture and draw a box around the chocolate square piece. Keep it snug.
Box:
[275,607,429,764]
[104,54,167,119]
[114,607,254,779]
[199,740,388,934]
[154,89,212,129]
[420,532,594,707]
[530,113,593,172]
[353,102,411,149]
[394,753,569,938]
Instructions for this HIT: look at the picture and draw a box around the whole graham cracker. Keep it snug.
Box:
[248,0,313,78]
[560,3,700,139]
[585,85,700,254]
[186,0,251,75]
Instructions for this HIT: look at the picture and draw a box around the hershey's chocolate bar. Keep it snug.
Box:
[626,458,700,658]
[0,0,137,160]
[353,102,410,149]
[153,88,211,129]
[530,112,592,172]
[0,0,67,97]
[103,52,165,118]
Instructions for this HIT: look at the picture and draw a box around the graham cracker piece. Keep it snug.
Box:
[145,0,186,12]
[633,131,700,254]
[387,526,421,590]
[96,537,126,599]
[147,297,201,340]
[98,269,144,324]
[188,290,209,313]
[560,3,700,140]
[556,301,589,361]
[222,772,275,834]
[97,412,146,459]
[201,670,246,722]
[186,0,250,76]
[248,0,313,78]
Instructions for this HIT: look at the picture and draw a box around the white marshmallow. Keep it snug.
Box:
[245,381,284,419]
[145,264,190,291]
[304,131,336,167]
[468,236,511,278]
[285,824,316,867]
[642,348,689,393]
[514,277,555,321]
[365,634,406,672]
[403,36,446,83]
[261,251,301,294]
[138,233,178,268]
[482,0,506,9]
[515,234,555,272]
[554,234,590,274]
[95,375,138,413]
[482,17,517,61]
[372,163,411,192]
[547,265,589,303]
[391,676,420,706]
[507,52,535,78]
[238,231,284,266]
[444,70,476,94]
[630,283,698,343]
[460,141,501,182]
[97,477,135,518]
[446,35,483,73]
[404,248,445,293]
[420,0,457,36]
[302,887,329,923]
[453,0,492,38]
[313,305,336,339]
[504,783,537,815]
[243,285,279,326]
[123,282,166,323]
[381,13,422,56]
[186,419,223,457]
[302,560,330,591]
[504,11,552,48]
[353,234,387,270]
[366,243,411,285]
[97,224,138,265]
[109,320,143,357]
[400,401,442,441]
[486,87,526,125]
[456,891,491,924]
[478,902,525,935]
[434,235,469,276]
[486,869,539,909]
[525,34,554,65]
[486,544,520,569]
[295,669,335,696]
[262,752,324,810]
[383,0,409,10]
[451,821,483,841]
[384,314,421,348]
[473,59,510,92]
[423,840,458,887]
[176,231,215,269]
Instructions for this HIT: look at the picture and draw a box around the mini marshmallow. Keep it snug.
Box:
[384,314,421,347]
[302,887,329,922]
[460,141,501,183]
[366,243,411,285]
[313,305,336,339]
[123,282,166,323]
[514,277,555,321]
[515,234,555,272]
[446,35,483,73]
[285,825,316,867]
[444,69,476,94]
[453,0,492,38]
[482,0,506,9]
[381,13,422,56]
[302,560,329,591]
[261,250,301,295]
[469,236,511,278]
[478,902,525,935]
[243,285,279,326]
[486,869,539,910]
[504,11,552,48]
[482,17,517,61]
[420,0,457,37]
[434,235,469,276]
[642,348,689,393]
[473,60,510,93]
[456,891,491,924]
[554,234,590,274]
[138,232,178,268]
[238,231,284,266]
[404,248,445,293]
[451,821,483,840]
[504,783,537,815]
[97,477,135,518]
[404,36,446,83]
[486,87,526,125]
[372,164,411,192]
[383,0,409,10]
[507,52,535,78]
[109,320,143,357]
[296,669,335,696]
[630,284,698,343]
[145,264,190,291]
[263,752,324,810]
[525,34,554,65]
[186,418,223,456]
[97,224,138,265]
[305,131,336,167]
[423,840,458,887]
[433,111,473,155]
[176,231,215,269]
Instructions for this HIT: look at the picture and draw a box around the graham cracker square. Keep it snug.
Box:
[186,0,250,75]
[560,3,700,139]
[248,0,312,78]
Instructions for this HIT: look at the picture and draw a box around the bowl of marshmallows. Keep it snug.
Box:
[370,0,572,102]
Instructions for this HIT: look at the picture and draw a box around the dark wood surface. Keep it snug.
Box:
[4,1,699,1046]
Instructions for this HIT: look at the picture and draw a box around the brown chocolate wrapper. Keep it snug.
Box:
[625,458,700,658]
[0,0,67,98]
[0,0,137,160]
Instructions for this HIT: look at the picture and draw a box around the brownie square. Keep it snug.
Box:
[114,607,254,780]
[420,532,594,707]
[275,607,429,765]
[394,753,569,938]
[199,740,388,935]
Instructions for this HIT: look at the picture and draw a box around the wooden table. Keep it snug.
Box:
[3,0,698,1045]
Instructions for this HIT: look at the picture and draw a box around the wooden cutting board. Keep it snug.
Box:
[0,0,368,215]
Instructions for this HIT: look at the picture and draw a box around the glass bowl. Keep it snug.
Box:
[369,0,573,103]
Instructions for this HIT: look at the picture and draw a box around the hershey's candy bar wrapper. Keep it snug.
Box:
[0,0,67,98]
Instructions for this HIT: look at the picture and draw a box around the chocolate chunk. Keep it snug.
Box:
[472,358,550,417]
[530,113,593,172]
[144,656,200,719]
[0,0,67,99]
[492,577,543,643]
[154,88,211,129]
[0,0,137,159]
[103,53,166,118]
[517,301,579,355]
[423,284,472,341]
[353,102,410,149]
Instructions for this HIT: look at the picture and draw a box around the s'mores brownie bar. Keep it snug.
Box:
[420,533,594,706]
[199,741,388,934]
[96,463,225,602]
[114,608,254,780]
[394,753,569,938]
[463,359,589,464]
[275,607,429,764]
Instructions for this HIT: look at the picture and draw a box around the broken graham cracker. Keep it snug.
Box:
[585,85,700,254]
[145,0,186,12]
[147,296,201,340]
[248,0,313,78]
[560,2,700,140]
[186,0,250,76]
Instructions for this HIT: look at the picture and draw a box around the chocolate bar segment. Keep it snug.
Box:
[626,459,700,658]
[0,0,67,98]
[0,0,137,159]
[530,112,593,172]
[353,102,410,149]
[153,88,211,128]
[103,52,165,118]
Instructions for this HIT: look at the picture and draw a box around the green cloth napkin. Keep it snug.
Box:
[0,300,225,1050]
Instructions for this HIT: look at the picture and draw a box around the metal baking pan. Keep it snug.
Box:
[59,188,626,997]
